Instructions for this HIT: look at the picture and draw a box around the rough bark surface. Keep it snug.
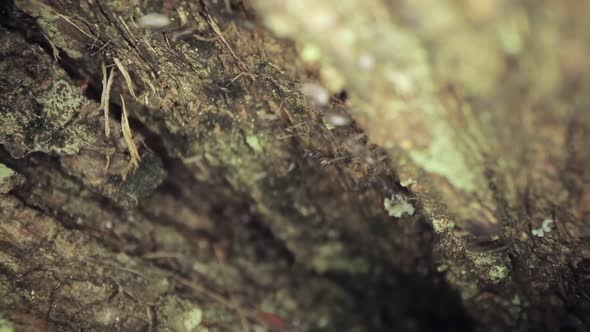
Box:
[0,0,588,331]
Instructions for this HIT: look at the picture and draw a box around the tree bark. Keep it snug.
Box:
[0,0,588,331]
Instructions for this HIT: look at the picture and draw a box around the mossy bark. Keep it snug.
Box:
[0,0,588,331]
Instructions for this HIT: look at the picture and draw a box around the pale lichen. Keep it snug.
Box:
[408,121,478,193]
[301,82,330,106]
[383,194,415,218]
[399,177,416,188]
[301,43,322,63]
[0,164,14,182]
[245,135,263,153]
[35,79,87,128]
[466,250,510,284]
[16,0,86,59]
[431,218,455,233]
[32,79,95,155]
[138,13,172,29]
[0,319,14,332]
[488,265,509,283]
[0,163,24,194]
[532,218,554,238]
[310,242,370,273]
[157,297,205,332]
[182,308,203,331]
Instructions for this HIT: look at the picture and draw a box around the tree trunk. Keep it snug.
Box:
[0,0,588,331]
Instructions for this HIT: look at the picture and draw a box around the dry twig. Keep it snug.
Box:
[120,95,141,176]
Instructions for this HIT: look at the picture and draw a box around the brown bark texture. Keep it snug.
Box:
[0,0,589,331]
